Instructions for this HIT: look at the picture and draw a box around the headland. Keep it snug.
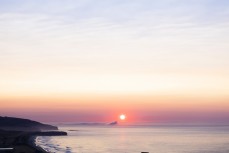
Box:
[0,116,67,153]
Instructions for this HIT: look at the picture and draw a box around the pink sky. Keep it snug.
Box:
[0,0,229,124]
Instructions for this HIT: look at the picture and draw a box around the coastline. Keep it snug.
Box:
[0,130,67,153]
[29,136,48,153]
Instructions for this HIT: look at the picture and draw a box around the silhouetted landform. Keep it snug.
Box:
[108,121,118,125]
[68,130,79,131]
[0,117,67,153]
[32,131,67,136]
[0,129,67,153]
[67,121,118,126]
[0,116,58,131]
[69,122,105,126]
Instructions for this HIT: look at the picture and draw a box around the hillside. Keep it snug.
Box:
[0,116,58,131]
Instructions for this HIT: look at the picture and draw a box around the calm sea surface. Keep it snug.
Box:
[35,125,229,153]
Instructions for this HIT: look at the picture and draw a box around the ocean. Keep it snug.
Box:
[35,125,229,153]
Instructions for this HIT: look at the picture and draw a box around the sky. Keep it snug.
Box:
[0,0,229,123]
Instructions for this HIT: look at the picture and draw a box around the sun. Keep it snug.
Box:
[119,114,126,120]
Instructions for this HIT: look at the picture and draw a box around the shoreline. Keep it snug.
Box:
[0,130,67,153]
[29,136,48,153]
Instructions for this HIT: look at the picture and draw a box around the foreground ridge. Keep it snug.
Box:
[0,116,67,153]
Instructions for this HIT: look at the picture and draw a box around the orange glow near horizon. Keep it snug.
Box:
[1,93,229,123]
